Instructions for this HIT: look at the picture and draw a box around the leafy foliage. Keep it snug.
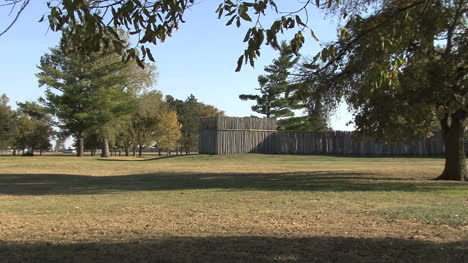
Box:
[291,0,467,180]
[1,0,341,69]
[155,110,182,153]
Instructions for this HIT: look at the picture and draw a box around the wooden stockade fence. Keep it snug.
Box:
[199,117,448,155]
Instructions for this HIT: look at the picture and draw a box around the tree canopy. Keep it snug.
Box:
[289,0,467,180]
[1,0,334,69]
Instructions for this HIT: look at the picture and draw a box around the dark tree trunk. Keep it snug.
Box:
[138,145,143,157]
[132,146,136,157]
[40,149,43,156]
[13,149,16,156]
[158,150,161,156]
[77,136,84,157]
[101,137,109,157]
[435,110,467,181]
[125,145,129,156]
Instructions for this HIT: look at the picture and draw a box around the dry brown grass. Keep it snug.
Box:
[0,154,466,262]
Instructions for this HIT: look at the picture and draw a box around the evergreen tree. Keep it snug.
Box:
[239,42,298,119]
[0,94,16,150]
[37,32,155,157]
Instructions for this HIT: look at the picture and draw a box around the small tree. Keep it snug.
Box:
[14,114,52,155]
[155,110,182,155]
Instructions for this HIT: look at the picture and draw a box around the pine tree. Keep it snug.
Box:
[0,94,16,150]
[239,42,298,119]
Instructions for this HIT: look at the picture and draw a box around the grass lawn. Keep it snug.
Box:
[0,154,466,262]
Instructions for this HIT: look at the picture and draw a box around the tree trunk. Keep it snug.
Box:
[40,149,43,156]
[435,110,467,181]
[101,137,109,157]
[132,145,136,157]
[77,136,84,157]
[138,145,143,157]
[125,145,129,156]
[13,149,16,156]
[158,150,161,156]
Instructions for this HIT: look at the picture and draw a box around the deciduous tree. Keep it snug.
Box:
[155,110,182,154]
[293,0,467,180]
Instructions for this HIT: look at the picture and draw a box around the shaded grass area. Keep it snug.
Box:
[0,171,466,195]
[1,236,466,263]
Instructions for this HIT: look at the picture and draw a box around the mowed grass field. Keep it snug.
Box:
[0,154,466,262]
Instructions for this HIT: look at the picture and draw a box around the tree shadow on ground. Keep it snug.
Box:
[0,171,464,196]
[97,154,190,162]
[0,235,465,263]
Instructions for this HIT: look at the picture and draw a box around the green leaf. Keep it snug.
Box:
[146,48,155,62]
[226,15,236,26]
[136,57,145,69]
[321,48,328,62]
[303,63,319,69]
[295,15,306,27]
[235,55,244,72]
[239,11,252,22]
[310,29,319,41]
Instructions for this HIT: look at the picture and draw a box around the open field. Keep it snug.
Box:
[0,154,466,262]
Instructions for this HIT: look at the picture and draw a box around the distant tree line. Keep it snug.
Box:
[0,32,223,157]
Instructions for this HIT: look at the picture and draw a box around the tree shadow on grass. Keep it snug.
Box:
[97,154,190,162]
[0,235,465,263]
[0,171,464,196]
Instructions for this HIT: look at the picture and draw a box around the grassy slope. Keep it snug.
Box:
[0,154,466,262]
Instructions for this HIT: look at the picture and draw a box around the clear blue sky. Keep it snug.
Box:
[0,0,353,130]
